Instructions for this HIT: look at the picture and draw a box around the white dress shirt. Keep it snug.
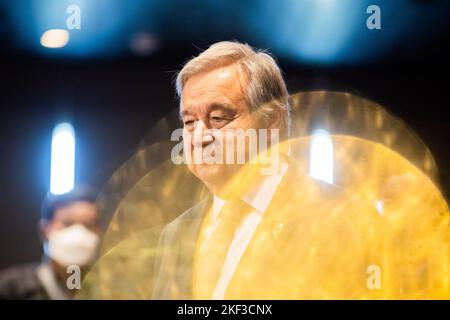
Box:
[200,163,288,299]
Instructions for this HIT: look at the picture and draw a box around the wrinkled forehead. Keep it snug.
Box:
[180,64,249,116]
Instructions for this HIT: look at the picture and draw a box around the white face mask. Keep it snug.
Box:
[46,224,100,268]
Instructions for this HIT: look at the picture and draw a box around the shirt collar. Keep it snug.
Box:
[240,162,288,213]
[212,162,288,217]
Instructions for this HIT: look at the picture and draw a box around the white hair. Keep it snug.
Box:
[176,41,291,139]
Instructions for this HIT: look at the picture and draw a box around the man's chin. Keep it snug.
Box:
[191,164,239,193]
[194,164,225,181]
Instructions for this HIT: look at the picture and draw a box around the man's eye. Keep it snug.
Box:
[184,120,195,126]
[211,116,225,122]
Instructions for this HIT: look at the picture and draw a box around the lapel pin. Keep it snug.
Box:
[272,222,285,240]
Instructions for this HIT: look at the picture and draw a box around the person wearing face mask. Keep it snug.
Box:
[0,186,101,300]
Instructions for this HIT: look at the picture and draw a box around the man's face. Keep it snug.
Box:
[181,63,262,195]
[41,200,101,272]
[43,201,100,238]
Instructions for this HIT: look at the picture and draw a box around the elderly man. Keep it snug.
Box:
[151,41,375,299]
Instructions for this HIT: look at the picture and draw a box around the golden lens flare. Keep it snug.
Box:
[78,91,449,300]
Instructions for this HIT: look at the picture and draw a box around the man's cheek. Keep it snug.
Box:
[221,130,236,164]
[182,131,194,164]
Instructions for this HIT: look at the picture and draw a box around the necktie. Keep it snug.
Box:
[193,198,251,299]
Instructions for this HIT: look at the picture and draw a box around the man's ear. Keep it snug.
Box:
[39,219,51,242]
[267,104,282,130]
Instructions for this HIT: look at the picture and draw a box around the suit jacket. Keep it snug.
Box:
[0,263,50,300]
[151,161,378,299]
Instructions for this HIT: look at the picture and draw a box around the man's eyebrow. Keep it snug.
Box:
[180,103,235,117]
[208,102,236,114]
[181,110,191,117]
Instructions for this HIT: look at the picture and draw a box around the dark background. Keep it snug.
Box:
[1,0,449,269]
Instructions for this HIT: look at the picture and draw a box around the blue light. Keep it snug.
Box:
[244,0,450,65]
[50,122,75,195]
[5,0,162,58]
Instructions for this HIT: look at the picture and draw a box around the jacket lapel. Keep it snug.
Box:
[174,195,212,298]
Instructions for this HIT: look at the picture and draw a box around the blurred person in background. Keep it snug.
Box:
[0,187,101,300]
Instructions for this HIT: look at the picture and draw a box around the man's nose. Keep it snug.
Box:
[193,120,214,147]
